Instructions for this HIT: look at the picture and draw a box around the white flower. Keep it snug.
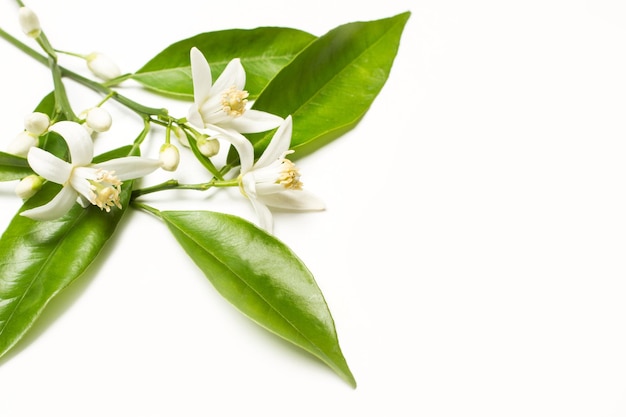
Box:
[222,115,325,232]
[86,52,121,81]
[21,121,161,221]
[18,7,41,38]
[187,47,283,134]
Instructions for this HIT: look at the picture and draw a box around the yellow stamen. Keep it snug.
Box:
[221,85,249,117]
[88,169,123,212]
[277,158,303,190]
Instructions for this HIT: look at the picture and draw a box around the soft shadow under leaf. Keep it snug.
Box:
[160,210,356,387]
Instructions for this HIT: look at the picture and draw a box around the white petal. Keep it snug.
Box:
[248,197,274,233]
[20,185,78,221]
[258,189,325,211]
[27,147,72,185]
[49,121,93,166]
[210,126,255,173]
[95,157,161,180]
[212,58,246,93]
[190,47,213,107]
[69,172,94,202]
[187,103,205,129]
[254,115,292,168]
[221,109,284,135]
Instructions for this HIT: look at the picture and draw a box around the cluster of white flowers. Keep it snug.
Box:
[185,47,325,232]
[9,8,324,233]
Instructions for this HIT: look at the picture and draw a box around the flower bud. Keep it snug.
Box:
[86,52,121,81]
[23,112,50,136]
[18,7,41,38]
[15,175,43,200]
[197,136,220,157]
[7,131,38,157]
[85,107,112,133]
[173,126,190,147]
[159,143,180,172]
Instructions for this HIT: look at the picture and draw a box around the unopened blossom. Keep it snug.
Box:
[21,121,161,221]
[18,7,41,38]
[197,136,220,157]
[7,131,38,157]
[84,107,112,132]
[221,115,324,233]
[15,174,43,200]
[159,143,180,172]
[187,47,283,134]
[24,112,50,136]
[173,125,190,147]
[86,52,121,81]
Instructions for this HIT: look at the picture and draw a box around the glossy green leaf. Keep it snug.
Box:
[0,152,32,181]
[132,27,316,99]
[160,210,356,387]
[0,146,135,359]
[247,12,410,159]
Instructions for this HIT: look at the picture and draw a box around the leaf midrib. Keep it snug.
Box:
[166,215,331,360]
[0,208,88,341]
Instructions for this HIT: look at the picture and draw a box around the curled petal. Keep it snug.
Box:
[27,147,72,185]
[248,196,274,233]
[187,103,205,129]
[210,126,255,173]
[221,109,284,135]
[254,115,292,168]
[95,157,161,180]
[20,185,78,221]
[212,58,246,93]
[257,189,326,211]
[49,121,93,166]
[190,47,213,106]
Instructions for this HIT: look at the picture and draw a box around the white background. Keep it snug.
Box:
[1,0,626,415]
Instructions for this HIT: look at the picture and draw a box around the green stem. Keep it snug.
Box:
[131,178,238,199]
[131,202,163,219]
[50,57,77,120]
[129,119,151,155]
[0,26,168,119]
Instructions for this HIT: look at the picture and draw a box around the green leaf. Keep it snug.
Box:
[0,146,135,360]
[160,210,356,387]
[247,12,411,158]
[0,152,32,181]
[132,27,316,99]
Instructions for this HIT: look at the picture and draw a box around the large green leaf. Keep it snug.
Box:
[160,210,356,387]
[132,27,316,99]
[0,152,32,181]
[247,12,410,159]
[0,146,135,359]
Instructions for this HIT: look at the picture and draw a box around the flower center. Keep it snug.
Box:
[276,153,303,190]
[88,169,123,212]
[221,85,249,117]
